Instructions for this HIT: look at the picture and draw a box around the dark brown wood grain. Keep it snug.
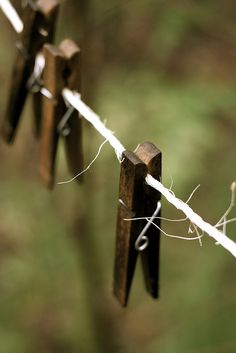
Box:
[114,143,162,306]
[135,142,162,299]
[32,91,43,138]
[59,39,83,180]
[39,44,65,189]
[113,151,147,306]
[39,39,84,189]
[1,0,59,143]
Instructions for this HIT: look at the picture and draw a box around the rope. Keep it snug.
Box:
[0,0,23,33]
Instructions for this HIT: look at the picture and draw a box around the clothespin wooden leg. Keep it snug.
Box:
[1,0,59,143]
[32,90,43,138]
[135,142,162,299]
[39,44,65,189]
[114,143,162,306]
[113,151,147,306]
[59,39,83,179]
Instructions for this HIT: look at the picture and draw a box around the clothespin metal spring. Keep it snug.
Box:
[57,105,75,137]
[135,201,162,252]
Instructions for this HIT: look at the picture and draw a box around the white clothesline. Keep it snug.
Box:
[1,0,236,258]
[62,90,125,161]
[0,0,23,33]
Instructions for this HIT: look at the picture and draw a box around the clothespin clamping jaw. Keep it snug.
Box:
[114,142,162,306]
[1,0,59,143]
[39,39,83,189]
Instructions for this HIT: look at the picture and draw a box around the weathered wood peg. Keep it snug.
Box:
[59,39,83,179]
[135,142,162,299]
[39,39,83,189]
[113,142,162,306]
[1,0,59,143]
[113,150,147,306]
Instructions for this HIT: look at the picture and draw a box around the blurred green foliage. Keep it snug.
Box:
[0,1,235,352]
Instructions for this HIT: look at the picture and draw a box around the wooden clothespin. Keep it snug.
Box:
[1,0,59,143]
[39,39,83,189]
[114,142,162,306]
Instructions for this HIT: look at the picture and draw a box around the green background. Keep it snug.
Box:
[0,1,235,352]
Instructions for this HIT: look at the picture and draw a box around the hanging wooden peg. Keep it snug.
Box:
[135,142,162,299]
[113,142,162,306]
[39,39,83,189]
[59,40,83,179]
[1,0,59,143]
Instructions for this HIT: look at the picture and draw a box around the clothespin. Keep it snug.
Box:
[39,39,83,189]
[1,0,59,143]
[113,142,162,306]
[135,142,162,298]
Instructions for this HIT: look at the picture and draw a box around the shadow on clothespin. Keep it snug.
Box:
[39,39,83,189]
[1,0,59,143]
[113,142,162,306]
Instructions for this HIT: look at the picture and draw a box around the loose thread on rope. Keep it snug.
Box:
[214,181,235,245]
[58,139,108,185]
[0,0,24,33]
[124,184,204,245]
[146,175,236,257]
[215,181,235,229]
